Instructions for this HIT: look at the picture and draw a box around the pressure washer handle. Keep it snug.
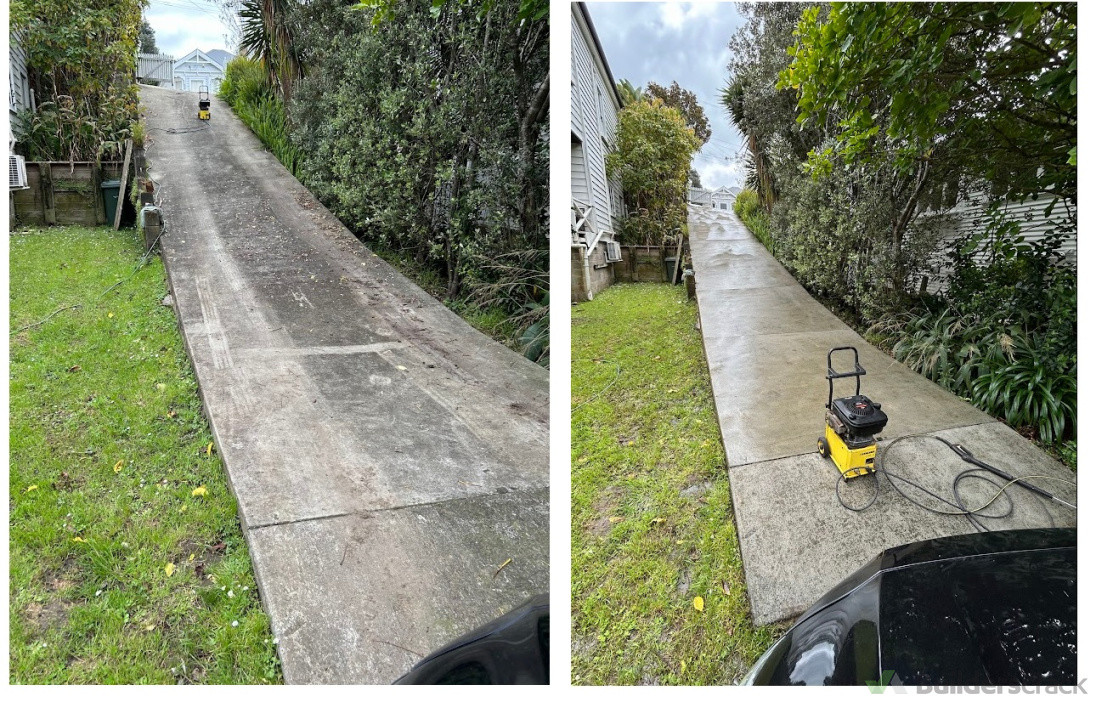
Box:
[826,346,865,408]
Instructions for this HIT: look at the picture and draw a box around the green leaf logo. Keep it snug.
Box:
[865,670,896,694]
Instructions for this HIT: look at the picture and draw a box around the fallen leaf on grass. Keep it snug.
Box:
[25,485,39,493]
[107,312,114,319]
[114,460,124,473]
[164,563,175,577]
[72,536,87,543]
[178,504,188,513]
[191,485,208,497]
[167,410,177,418]
[680,659,686,674]
[693,596,704,612]
[145,624,156,632]
[722,581,731,596]
[188,553,195,562]
[608,516,623,524]
[67,365,81,373]
[651,517,666,525]
[206,442,214,456]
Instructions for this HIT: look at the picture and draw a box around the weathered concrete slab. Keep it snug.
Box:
[140,86,548,683]
[687,204,1076,625]
[702,329,992,467]
[732,422,1077,625]
[250,489,549,684]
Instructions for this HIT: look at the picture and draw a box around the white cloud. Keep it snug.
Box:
[146,6,232,59]
[659,2,720,31]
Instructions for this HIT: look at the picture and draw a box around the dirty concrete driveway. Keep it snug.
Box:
[139,86,548,683]
[687,204,1076,626]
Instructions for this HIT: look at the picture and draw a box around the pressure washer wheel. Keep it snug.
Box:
[817,437,830,458]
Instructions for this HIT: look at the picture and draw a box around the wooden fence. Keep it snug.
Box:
[137,53,175,86]
[11,162,125,226]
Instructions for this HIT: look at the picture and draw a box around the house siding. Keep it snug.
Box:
[9,31,33,132]
[923,192,1077,294]
[173,50,228,94]
[572,4,621,236]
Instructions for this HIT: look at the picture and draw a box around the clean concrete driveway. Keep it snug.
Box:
[688,204,1075,625]
[140,86,548,683]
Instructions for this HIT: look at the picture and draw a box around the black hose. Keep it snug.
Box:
[837,434,1066,532]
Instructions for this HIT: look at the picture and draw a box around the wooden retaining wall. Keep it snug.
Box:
[12,161,124,226]
[615,245,671,283]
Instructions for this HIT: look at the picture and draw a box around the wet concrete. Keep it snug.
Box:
[140,86,548,683]
[687,204,1076,625]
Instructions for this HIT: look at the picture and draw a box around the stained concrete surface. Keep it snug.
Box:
[687,204,1076,625]
[139,86,548,683]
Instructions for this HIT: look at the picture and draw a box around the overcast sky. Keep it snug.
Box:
[585,1,747,189]
[144,0,234,59]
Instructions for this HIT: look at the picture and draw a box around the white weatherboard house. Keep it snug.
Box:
[173,48,233,94]
[690,185,742,210]
[571,2,624,302]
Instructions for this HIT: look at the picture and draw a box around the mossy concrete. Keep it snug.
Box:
[139,86,548,683]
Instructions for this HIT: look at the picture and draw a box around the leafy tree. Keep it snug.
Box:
[607,99,700,246]
[139,18,159,54]
[11,0,143,162]
[616,78,643,106]
[645,80,711,148]
[781,2,1076,206]
[688,168,701,189]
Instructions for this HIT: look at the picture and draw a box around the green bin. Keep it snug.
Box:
[101,180,121,226]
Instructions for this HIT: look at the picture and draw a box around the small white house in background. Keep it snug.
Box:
[173,48,233,94]
[689,185,741,210]
[571,2,624,302]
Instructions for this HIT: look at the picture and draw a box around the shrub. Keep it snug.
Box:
[734,188,773,251]
[733,188,762,218]
[607,99,700,246]
[219,57,301,178]
[287,0,549,361]
[11,0,144,162]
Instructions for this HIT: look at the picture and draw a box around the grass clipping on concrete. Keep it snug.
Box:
[572,284,781,685]
[9,227,280,684]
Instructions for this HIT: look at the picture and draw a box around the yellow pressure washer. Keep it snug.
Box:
[198,87,211,121]
[817,346,888,479]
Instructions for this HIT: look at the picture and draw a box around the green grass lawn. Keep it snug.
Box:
[571,283,782,685]
[9,226,281,684]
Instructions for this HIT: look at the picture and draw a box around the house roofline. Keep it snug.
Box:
[174,48,224,69]
[574,2,623,110]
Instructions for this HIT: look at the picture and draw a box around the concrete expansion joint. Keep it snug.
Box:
[246,486,544,532]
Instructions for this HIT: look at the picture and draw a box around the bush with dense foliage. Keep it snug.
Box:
[219,57,302,176]
[732,188,772,251]
[283,0,549,354]
[725,2,1077,453]
[11,0,144,162]
[607,99,700,246]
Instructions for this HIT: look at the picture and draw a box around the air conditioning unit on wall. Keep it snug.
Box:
[9,154,28,190]
[604,239,622,263]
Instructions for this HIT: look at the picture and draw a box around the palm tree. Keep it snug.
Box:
[616,78,643,106]
[239,0,300,102]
